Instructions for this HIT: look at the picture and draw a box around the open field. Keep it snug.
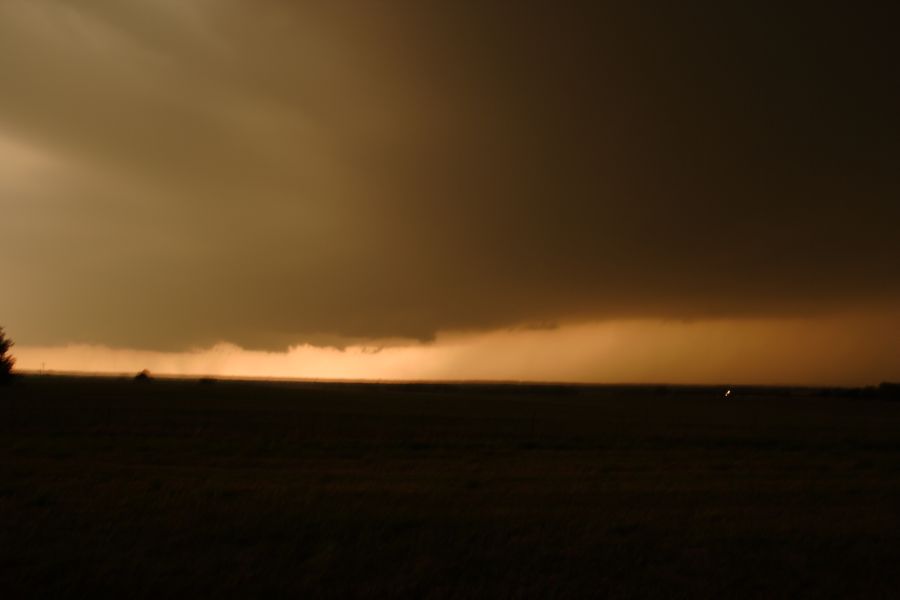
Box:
[3,376,900,597]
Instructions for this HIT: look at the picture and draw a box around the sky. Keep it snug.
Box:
[2,2,899,384]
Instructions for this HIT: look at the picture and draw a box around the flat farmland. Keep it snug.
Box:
[2,376,900,597]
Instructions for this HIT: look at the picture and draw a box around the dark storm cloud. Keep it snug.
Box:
[3,1,899,350]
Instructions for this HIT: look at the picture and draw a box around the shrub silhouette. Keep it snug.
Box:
[0,327,14,383]
[134,369,153,382]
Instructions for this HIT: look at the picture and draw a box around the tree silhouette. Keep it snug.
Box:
[0,327,14,382]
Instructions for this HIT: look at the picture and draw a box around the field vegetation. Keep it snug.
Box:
[3,376,900,596]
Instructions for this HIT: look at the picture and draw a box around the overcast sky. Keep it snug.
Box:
[2,2,899,382]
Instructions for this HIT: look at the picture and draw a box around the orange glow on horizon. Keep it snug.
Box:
[12,314,900,386]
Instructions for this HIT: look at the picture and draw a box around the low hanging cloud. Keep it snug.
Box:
[13,314,900,386]
[2,2,899,351]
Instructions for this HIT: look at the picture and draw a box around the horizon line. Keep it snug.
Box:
[11,369,891,390]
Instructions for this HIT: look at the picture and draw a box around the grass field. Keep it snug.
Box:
[3,376,900,597]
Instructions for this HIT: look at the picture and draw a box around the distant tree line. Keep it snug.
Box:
[817,383,900,401]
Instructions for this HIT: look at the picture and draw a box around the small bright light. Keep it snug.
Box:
[725,389,732,397]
